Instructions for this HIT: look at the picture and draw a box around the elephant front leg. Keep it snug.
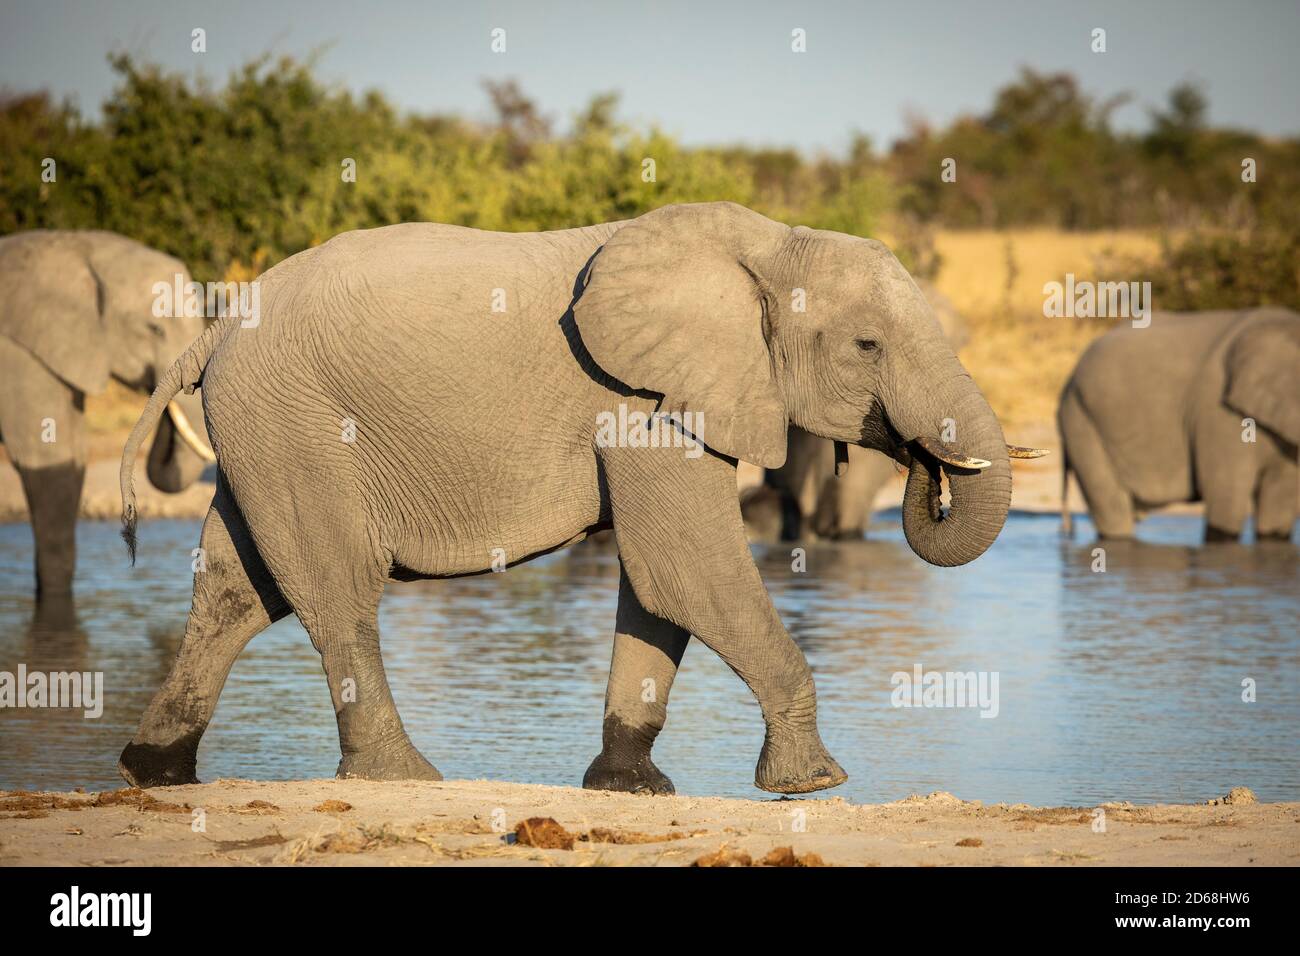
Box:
[583,565,690,795]
[602,444,847,796]
[18,462,85,600]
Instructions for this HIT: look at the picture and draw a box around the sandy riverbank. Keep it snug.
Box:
[0,779,1291,867]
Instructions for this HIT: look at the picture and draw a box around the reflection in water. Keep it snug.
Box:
[0,513,1296,805]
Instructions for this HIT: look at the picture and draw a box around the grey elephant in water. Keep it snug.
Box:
[742,283,969,540]
[1059,308,1299,541]
[0,231,214,600]
[118,202,1041,795]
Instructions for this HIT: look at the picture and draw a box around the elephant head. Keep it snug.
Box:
[0,230,214,490]
[1223,310,1300,451]
[574,202,1037,567]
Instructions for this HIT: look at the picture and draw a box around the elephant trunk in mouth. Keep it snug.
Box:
[895,377,1012,568]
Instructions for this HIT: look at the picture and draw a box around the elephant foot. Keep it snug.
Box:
[337,738,443,782]
[1205,525,1242,543]
[755,729,847,795]
[118,735,202,789]
[583,750,676,795]
[1255,530,1294,543]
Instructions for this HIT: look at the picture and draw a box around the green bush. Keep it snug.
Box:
[0,55,883,282]
[1143,231,1300,311]
[1,54,1297,308]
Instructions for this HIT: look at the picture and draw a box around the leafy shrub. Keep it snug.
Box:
[1143,231,1300,311]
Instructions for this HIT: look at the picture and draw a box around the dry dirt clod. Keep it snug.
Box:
[314,800,354,814]
[956,837,984,847]
[1207,787,1257,806]
[759,846,828,867]
[692,845,827,867]
[513,817,575,850]
[693,846,753,867]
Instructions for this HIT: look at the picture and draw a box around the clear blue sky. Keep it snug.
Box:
[1,0,1297,153]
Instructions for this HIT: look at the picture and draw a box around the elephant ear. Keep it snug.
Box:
[1224,313,1300,447]
[0,233,110,395]
[572,202,791,468]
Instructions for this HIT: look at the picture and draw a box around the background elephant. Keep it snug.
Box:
[741,282,969,540]
[117,202,1037,796]
[1059,308,1300,541]
[0,230,213,599]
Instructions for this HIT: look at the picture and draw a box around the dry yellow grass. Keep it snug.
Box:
[931,228,1162,438]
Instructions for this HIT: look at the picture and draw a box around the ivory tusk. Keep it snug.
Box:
[166,400,217,463]
[1006,444,1050,459]
[912,436,991,470]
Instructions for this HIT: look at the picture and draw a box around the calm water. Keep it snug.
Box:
[1,512,1296,806]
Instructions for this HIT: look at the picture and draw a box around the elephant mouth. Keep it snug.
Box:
[878,414,1048,472]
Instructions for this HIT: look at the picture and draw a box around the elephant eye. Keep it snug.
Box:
[855,338,879,353]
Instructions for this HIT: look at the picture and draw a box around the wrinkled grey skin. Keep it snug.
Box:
[743,283,968,540]
[118,203,1014,795]
[1059,309,1300,542]
[0,231,210,600]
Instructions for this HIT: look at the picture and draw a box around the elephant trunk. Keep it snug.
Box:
[894,371,1011,568]
[145,387,212,493]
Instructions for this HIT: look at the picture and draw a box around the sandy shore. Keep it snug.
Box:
[1,779,1291,867]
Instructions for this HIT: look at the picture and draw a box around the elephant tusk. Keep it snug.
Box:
[166,401,217,463]
[1006,444,1050,459]
[912,436,990,470]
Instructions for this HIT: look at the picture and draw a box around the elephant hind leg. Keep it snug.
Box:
[120,481,289,787]
[1058,388,1134,538]
[583,563,689,795]
[261,531,441,783]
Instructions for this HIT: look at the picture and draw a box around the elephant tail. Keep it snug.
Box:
[121,316,230,563]
[1060,448,1073,538]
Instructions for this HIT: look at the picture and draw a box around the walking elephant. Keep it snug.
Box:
[0,231,214,599]
[1059,308,1299,542]
[741,282,969,540]
[118,202,1043,795]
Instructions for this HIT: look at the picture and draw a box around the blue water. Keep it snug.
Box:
[1,512,1296,806]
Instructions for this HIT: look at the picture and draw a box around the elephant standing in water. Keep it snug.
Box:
[1059,308,1299,542]
[119,203,1041,795]
[0,231,213,600]
[741,283,969,540]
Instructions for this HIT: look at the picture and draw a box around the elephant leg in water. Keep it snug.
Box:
[583,567,690,794]
[0,338,86,598]
[594,442,844,794]
[808,447,899,539]
[1058,386,1135,537]
[124,465,441,785]
[1255,457,1300,540]
[119,478,290,785]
